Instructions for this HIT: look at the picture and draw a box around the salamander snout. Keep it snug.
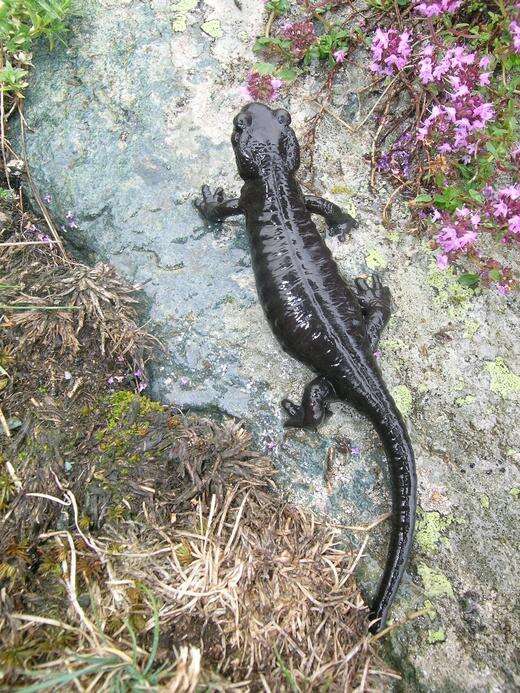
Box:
[233,103,291,140]
[232,102,300,178]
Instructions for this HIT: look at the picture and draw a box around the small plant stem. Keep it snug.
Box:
[0,303,79,311]
[19,104,67,258]
[311,99,354,133]
[0,406,11,437]
[0,240,59,247]
[355,73,400,132]
[369,608,430,642]
[0,89,12,191]
[265,10,276,38]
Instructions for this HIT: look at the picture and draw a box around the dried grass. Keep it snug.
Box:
[2,415,397,690]
[1,224,155,361]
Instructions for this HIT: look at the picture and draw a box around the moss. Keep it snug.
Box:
[417,563,454,598]
[106,390,163,430]
[416,509,453,553]
[484,358,520,398]
[365,247,387,270]
[392,384,413,417]
[427,263,475,320]
[427,628,446,644]
[107,390,137,429]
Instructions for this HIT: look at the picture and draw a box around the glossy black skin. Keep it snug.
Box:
[195,102,417,634]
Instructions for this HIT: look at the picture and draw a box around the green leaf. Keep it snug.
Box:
[276,66,299,81]
[458,273,480,288]
[489,269,501,282]
[468,189,484,203]
[253,61,275,75]
[412,193,433,204]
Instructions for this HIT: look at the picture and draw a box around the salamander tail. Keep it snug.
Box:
[368,401,417,634]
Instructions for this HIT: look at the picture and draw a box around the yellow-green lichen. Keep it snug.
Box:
[427,263,475,320]
[331,184,355,196]
[365,247,387,270]
[427,628,446,644]
[380,338,406,352]
[509,487,520,499]
[423,599,437,620]
[392,384,413,417]
[480,494,490,509]
[484,358,520,398]
[172,0,197,32]
[417,563,454,598]
[200,19,222,38]
[464,319,480,339]
[455,394,475,407]
[416,509,453,553]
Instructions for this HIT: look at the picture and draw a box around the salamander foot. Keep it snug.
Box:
[281,377,335,429]
[353,274,392,350]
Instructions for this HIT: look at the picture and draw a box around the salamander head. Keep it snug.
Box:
[231,102,300,180]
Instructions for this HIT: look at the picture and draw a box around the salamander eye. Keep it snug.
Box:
[234,112,252,131]
[275,109,291,126]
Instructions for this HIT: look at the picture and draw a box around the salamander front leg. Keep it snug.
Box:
[353,274,392,351]
[194,185,243,223]
[282,376,336,429]
[305,195,358,240]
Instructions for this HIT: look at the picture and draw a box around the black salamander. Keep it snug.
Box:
[195,102,417,633]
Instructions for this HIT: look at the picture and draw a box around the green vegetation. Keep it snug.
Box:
[0,0,71,96]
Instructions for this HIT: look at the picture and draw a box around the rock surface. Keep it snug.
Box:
[16,0,520,689]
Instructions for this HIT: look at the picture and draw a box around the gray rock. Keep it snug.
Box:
[16,0,520,689]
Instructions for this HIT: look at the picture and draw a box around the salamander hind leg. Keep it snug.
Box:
[353,273,392,351]
[282,376,336,429]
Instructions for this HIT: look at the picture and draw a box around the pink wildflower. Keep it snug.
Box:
[435,206,480,255]
[333,48,347,64]
[436,253,449,269]
[370,28,412,76]
[413,0,462,17]
[418,95,494,160]
[510,20,520,53]
[510,142,520,166]
[281,20,316,59]
[241,72,283,102]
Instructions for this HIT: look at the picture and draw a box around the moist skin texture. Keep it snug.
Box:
[195,102,417,633]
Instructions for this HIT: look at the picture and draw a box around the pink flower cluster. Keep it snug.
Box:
[435,206,479,267]
[418,45,491,94]
[511,20,520,53]
[417,44,494,160]
[417,97,494,160]
[242,71,283,102]
[434,185,520,270]
[485,184,520,243]
[281,20,316,59]
[413,0,462,17]
[370,28,412,76]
